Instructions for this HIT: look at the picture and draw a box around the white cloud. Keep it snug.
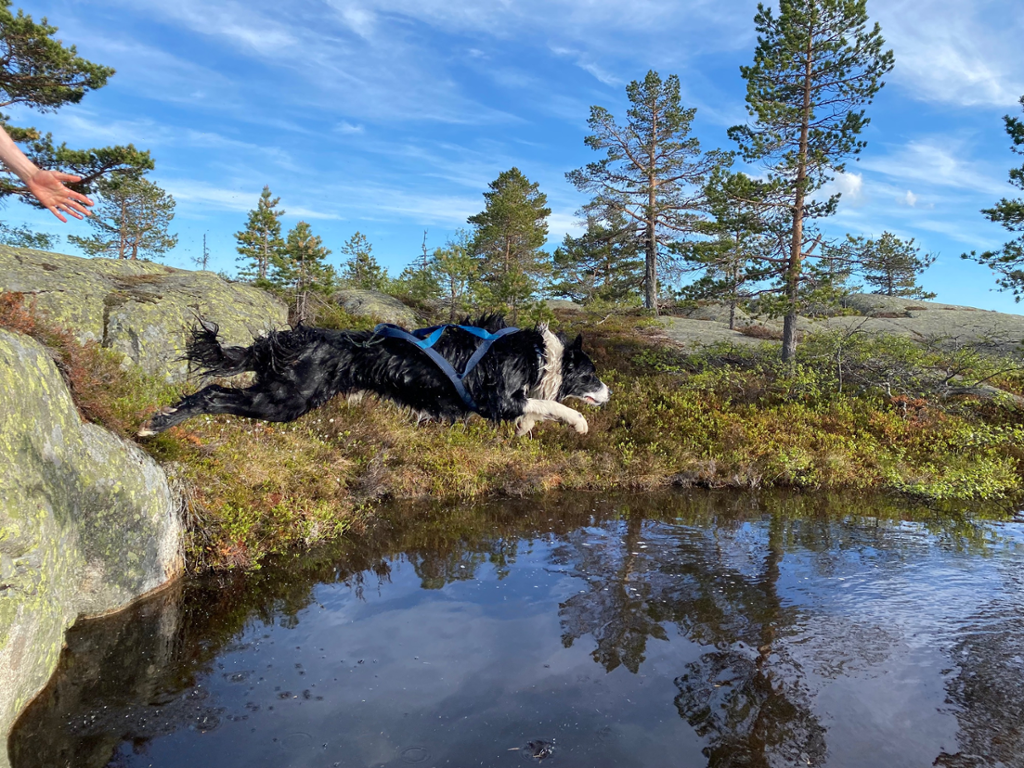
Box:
[904,190,918,207]
[876,0,1024,108]
[860,136,1011,196]
[335,121,366,135]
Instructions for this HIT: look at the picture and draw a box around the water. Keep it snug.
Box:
[9,491,1024,768]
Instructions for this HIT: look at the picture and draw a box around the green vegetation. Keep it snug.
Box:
[551,212,643,306]
[338,230,387,292]
[274,221,334,323]
[3,290,1021,573]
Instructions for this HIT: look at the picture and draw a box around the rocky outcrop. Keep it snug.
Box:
[660,294,1024,355]
[0,246,288,382]
[333,288,418,327]
[0,330,182,766]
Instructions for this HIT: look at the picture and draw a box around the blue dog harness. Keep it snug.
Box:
[372,323,521,412]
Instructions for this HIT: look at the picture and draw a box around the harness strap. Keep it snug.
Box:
[372,324,520,412]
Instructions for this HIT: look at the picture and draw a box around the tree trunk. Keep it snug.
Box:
[782,32,815,363]
[118,197,128,259]
[644,223,657,313]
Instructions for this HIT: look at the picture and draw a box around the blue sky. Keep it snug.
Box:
[8,0,1024,312]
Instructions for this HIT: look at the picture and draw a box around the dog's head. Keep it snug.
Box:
[558,334,611,406]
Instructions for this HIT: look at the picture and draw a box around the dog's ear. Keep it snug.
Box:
[571,333,583,350]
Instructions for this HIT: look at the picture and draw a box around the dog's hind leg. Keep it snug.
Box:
[138,384,315,436]
[515,399,588,435]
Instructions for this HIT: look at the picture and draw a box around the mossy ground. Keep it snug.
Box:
[3,291,1022,571]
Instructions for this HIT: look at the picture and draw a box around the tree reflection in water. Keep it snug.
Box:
[557,501,827,766]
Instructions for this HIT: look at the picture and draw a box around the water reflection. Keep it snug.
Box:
[9,491,1024,768]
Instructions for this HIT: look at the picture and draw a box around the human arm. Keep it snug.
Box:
[0,128,94,222]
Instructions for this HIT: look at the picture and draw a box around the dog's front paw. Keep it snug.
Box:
[573,416,589,435]
[515,416,537,437]
[138,406,178,437]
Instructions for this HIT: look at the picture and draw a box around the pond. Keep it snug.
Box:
[9,491,1024,768]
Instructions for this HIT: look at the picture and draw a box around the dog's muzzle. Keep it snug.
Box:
[583,382,611,406]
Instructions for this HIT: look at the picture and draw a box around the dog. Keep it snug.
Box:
[138,316,610,437]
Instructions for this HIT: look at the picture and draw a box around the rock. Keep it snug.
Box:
[677,303,752,326]
[659,295,1024,356]
[657,317,771,348]
[546,299,584,312]
[0,329,182,763]
[822,294,1024,355]
[333,288,418,327]
[0,246,288,382]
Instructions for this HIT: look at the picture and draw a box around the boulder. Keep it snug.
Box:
[0,329,182,764]
[333,288,418,327]
[659,295,1024,356]
[0,246,288,382]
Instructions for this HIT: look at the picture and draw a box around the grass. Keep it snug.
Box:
[3,291,1023,571]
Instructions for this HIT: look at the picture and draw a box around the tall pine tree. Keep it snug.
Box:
[567,70,731,313]
[729,0,893,360]
[67,173,177,260]
[963,95,1024,301]
[235,186,285,283]
[468,167,551,322]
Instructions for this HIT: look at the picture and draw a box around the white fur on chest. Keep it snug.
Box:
[529,324,563,402]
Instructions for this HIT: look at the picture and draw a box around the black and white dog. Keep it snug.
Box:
[138,316,610,437]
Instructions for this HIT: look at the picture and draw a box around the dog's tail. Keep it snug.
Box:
[185,318,256,376]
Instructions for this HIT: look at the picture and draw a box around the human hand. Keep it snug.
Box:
[25,170,94,222]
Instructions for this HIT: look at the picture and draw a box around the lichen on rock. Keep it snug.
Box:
[0,246,288,382]
[333,288,418,327]
[0,329,182,767]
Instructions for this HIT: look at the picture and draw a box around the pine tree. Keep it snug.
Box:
[430,230,477,322]
[677,171,781,328]
[551,212,643,305]
[729,0,894,360]
[567,70,731,313]
[468,167,551,322]
[963,96,1024,301]
[856,231,935,298]
[0,222,55,249]
[0,1,152,206]
[272,221,334,324]
[234,186,284,282]
[339,231,388,292]
[66,173,177,259]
